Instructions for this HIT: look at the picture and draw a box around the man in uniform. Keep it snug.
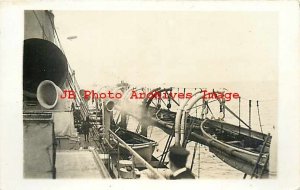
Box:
[81,116,91,142]
[168,145,195,179]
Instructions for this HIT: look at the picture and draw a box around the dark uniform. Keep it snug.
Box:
[169,168,195,179]
[169,145,195,179]
[82,117,91,142]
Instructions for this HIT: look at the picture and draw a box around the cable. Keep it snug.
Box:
[45,11,65,54]
[198,143,200,178]
[32,11,49,40]
[45,11,90,118]
[257,101,264,134]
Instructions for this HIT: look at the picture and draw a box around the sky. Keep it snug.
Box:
[53,11,278,89]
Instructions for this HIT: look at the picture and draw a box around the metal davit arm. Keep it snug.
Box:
[174,89,202,146]
[213,90,250,129]
[218,99,251,129]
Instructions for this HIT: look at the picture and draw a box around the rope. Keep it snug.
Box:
[206,103,215,118]
[190,142,198,170]
[188,99,218,110]
[257,101,264,134]
[32,11,49,40]
[182,114,196,147]
[45,11,90,118]
[151,101,157,107]
[135,123,141,133]
[188,100,216,119]
[198,143,200,178]
[149,126,154,137]
[249,100,252,129]
[239,97,241,134]
[46,11,65,54]
[159,125,175,166]
[160,98,167,107]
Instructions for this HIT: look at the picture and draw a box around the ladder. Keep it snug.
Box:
[158,124,175,166]
[66,70,90,119]
[246,133,271,179]
[182,116,196,148]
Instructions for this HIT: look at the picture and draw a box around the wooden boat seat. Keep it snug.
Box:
[244,147,256,151]
[227,141,242,145]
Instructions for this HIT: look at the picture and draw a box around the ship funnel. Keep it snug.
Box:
[37,80,64,110]
[23,38,68,98]
[105,100,115,112]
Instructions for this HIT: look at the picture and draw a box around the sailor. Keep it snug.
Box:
[168,145,195,179]
[81,116,91,142]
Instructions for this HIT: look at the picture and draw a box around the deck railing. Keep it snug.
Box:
[108,129,166,179]
[66,70,89,119]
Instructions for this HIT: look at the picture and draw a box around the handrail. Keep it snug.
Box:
[108,129,166,179]
[66,71,89,118]
[91,149,111,178]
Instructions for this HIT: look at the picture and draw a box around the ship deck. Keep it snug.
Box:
[56,149,110,178]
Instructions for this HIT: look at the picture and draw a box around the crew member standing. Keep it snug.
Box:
[168,145,195,179]
[82,116,91,142]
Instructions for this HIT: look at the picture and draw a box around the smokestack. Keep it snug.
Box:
[23,38,68,98]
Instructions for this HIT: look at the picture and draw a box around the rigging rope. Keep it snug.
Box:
[46,11,65,54]
[190,142,198,170]
[188,99,218,110]
[32,11,49,40]
[149,126,154,137]
[198,143,200,178]
[239,97,241,134]
[256,101,264,134]
[249,100,252,129]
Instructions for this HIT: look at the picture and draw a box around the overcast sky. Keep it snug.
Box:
[54,11,278,89]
